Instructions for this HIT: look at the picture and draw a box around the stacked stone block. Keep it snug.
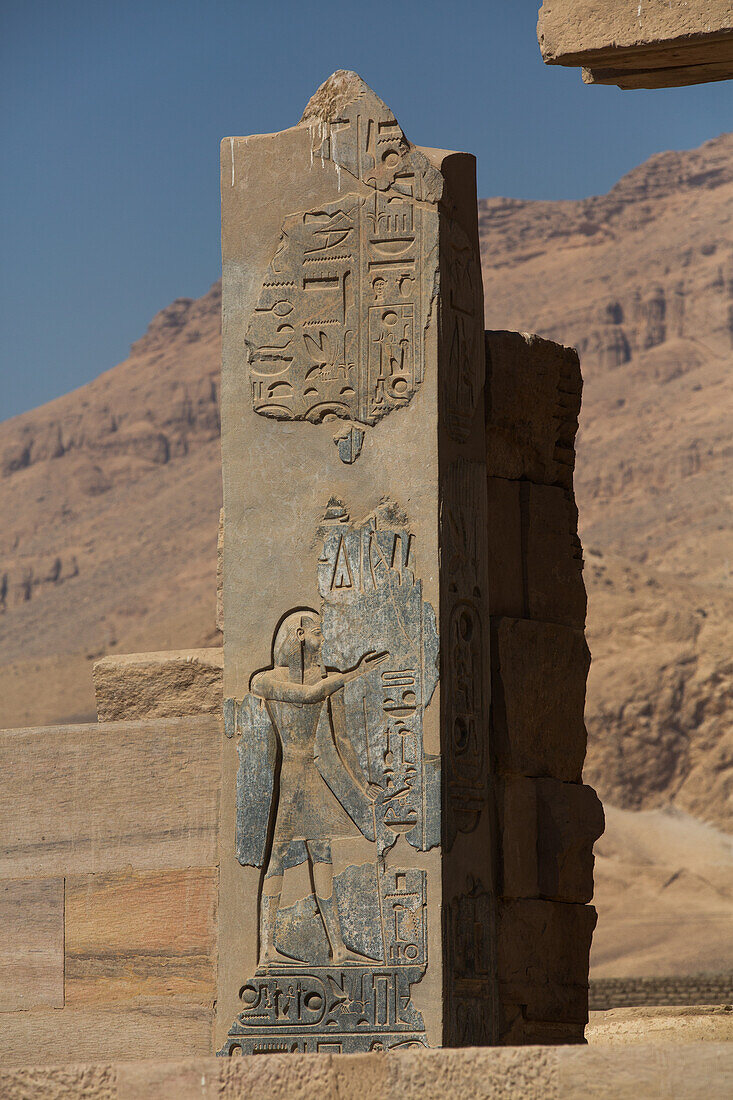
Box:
[484,330,604,1044]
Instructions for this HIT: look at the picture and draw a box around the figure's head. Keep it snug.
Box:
[273,609,322,681]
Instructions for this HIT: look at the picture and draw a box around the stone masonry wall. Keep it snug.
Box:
[484,330,605,1045]
[590,975,733,1012]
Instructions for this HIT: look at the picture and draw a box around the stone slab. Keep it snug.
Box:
[93,650,223,721]
[498,899,596,1030]
[559,1041,733,1099]
[485,480,586,629]
[587,1005,733,1046]
[490,617,589,782]
[485,477,525,619]
[501,777,604,904]
[484,331,580,489]
[2,1045,732,1098]
[538,0,733,88]
[0,877,64,1010]
[525,484,586,628]
[0,716,220,878]
[0,1003,212,1067]
[65,869,217,1006]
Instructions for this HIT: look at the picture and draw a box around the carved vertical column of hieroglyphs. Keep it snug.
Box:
[217,70,496,1054]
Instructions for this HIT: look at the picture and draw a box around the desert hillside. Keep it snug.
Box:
[480,132,733,832]
[1,137,731,843]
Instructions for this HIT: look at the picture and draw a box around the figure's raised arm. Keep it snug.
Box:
[251,667,344,703]
[342,650,389,683]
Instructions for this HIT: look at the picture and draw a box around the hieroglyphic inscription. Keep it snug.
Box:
[247,81,442,462]
[221,965,427,1055]
[444,877,495,1046]
[441,460,491,848]
[441,218,485,443]
[219,501,438,1054]
[317,501,440,857]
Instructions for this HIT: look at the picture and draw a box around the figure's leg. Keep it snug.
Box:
[307,840,378,964]
[259,842,293,965]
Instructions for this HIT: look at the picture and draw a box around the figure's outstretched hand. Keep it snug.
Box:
[365,781,383,802]
[343,650,389,682]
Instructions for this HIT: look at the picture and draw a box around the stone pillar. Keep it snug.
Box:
[217,72,496,1053]
[483,331,604,1044]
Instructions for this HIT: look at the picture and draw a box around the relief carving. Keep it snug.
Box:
[441,460,491,848]
[444,877,496,1046]
[441,218,485,443]
[247,79,442,463]
[219,500,438,1054]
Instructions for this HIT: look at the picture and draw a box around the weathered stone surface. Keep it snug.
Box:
[219,70,494,1053]
[0,716,220,878]
[538,0,733,89]
[498,899,596,1029]
[587,1005,733,1046]
[501,1010,586,1047]
[526,484,586,627]
[0,1004,212,1066]
[485,331,581,489]
[93,649,223,721]
[0,877,64,1010]
[485,480,586,629]
[216,507,224,632]
[559,1042,733,1100]
[0,1066,116,1100]
[501,776,604,903]
[498,897,597,987]
[65,869,217,1006]
[4,1045,732,1099]
[485,477,524,619]
[491,617,589,782]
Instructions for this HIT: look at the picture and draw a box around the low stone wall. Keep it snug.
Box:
[1,1044,732,1100]
[590,975,733,1011]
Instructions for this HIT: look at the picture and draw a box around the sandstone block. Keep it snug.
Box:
[485,330,581,489]
[486,476,524,618]
[501,776,604,903]
[491,616,589,781]
[538,0,733,89]
[0,878,64,1010]
[0,1003,212,1067]
[65,869,217,1006]
[500,1007,586,1046]
[3,1046,733,1099]
[216,507,224,633]
[486,479,586,628]
[558,1042,733,1100]
[498,898,596,1026]
[93,649,223,721]
[586,1005,733,1047]
[526,483,586,627]
[0,716,220,878]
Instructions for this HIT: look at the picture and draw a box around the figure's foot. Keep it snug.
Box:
[331,945,381,965]
[259,945,308,967]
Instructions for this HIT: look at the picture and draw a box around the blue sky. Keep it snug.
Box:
[1,0,730,421]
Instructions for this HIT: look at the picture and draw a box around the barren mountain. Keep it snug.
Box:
[1,135,731,844]
[480,132,733,832]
